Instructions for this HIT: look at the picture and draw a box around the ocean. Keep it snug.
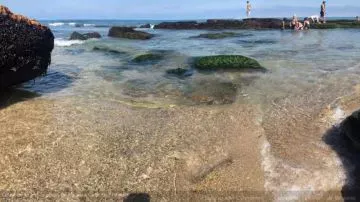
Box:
[2,19,360,200]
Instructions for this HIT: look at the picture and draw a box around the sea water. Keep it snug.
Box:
[6,19,360,199]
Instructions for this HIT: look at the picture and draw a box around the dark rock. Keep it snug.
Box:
[242,18,282,29]
[341,109,360,150]
[153,19,360,30]
[93,46,125,54]
[312,21,360,29]
[0,5,54,89]
[108,27,153,40]
[139,24,151,28]
[132,53,163,63]
[154,19,283,30]
[193,55,265,71]
[69,31,101,40]
[154,21,199,29]
[191,32,250,39]
[166,68,192,77]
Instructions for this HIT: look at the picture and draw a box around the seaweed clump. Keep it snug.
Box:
[193,55,264,71]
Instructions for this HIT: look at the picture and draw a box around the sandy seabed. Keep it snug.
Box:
[1,84,360,201]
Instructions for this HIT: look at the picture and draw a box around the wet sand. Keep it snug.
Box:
[0,94,268,200]
[2,82,360,201]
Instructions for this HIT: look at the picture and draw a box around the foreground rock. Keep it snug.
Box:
[341,109,360,150]
[193,55,265,71]
[108,27,153,40]
[69,31,101,40]
[0,5,54,88]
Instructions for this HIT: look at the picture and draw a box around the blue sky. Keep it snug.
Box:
[1,0,359,19]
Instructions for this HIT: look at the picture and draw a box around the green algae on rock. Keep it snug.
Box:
[193,55,264,71]
[132,53,164,63]
[312,21,360,29]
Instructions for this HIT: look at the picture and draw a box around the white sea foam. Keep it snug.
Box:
[150,24,155,29]
[68,22,77,26]
[84,24,95,27]
[54,39,84,47]
[49,22,65,27]
[260,138,346,201]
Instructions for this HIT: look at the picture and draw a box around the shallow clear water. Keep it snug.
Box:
[15,20,360,198]
[27,21,360,107]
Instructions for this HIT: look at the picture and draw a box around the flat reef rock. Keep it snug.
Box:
[154,18,283,30]
[0,5,54,88]
[154,18,360,30]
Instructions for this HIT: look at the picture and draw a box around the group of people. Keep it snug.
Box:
[288,16,311,31]
[244,1,327,21]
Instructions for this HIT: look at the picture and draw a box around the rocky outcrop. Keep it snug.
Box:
[139,24,151,28]
[341,109,360,150]
[108,27,153,40]
[154,18,360,30]
[154,19,283,30]
[0,5,54,88]
[69,31,101,40]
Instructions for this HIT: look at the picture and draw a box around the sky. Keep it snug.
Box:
[1,0,360,20]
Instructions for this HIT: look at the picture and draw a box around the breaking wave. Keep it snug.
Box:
[54,38,84,47]
[49,22,65,27]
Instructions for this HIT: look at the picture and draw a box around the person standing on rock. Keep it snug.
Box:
[320,1,326,23]
[246,1,252,18]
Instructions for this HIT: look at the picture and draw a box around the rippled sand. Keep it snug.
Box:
[0,94,268,200]
[2,82,360,200]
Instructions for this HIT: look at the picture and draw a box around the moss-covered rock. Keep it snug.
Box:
[312,22,360,29]
[193,55,264,71]
[132,53,164,63]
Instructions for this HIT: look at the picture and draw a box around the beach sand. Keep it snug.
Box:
[1,83,359,200]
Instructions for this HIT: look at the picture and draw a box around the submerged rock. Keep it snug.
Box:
[69,31,101,40]
[0,5,54,88]
[187,80,237,105]
[166,68,192,77]
[93,46,125,54]
[108,27,153,40]
[132,53,164,63]
[191,32,238,39]
[193,55,264,71]
[341,109,360,150]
